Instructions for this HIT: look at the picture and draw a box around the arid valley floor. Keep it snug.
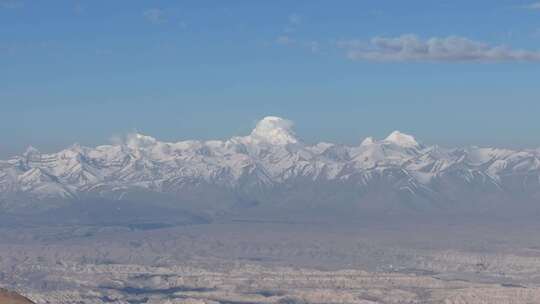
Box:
[2,215,540,304]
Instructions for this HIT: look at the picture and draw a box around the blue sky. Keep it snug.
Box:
[1,0,540,157]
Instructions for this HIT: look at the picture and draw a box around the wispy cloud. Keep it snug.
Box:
[524,2,540,9]
[339,34,540,62]
[143,8,167,24]
[275,13,317,51]
[74,3,86,15]
[284,13,302,33]
[0,0,23,9]
[288,13,302,25]
[309,41,320,53]
[274,14,299,46]
[276,35,295,45]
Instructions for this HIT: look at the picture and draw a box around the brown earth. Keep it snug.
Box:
[0,289,34,304]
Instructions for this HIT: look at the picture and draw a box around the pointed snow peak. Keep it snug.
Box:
[361,137,376,146]
[126,133,158,149]
[249,116,298,145]
[384,130,419,148]
[67,143,83,152]
[23,145,40,156]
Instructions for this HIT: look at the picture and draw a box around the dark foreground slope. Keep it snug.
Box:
[0,289,34,304]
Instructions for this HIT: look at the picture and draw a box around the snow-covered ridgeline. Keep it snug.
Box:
[1,116,539,205]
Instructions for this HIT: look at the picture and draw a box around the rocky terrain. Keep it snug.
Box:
[9,261,540,304]
[2,218,540,304]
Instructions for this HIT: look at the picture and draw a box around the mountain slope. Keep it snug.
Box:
[0,289,35,304]
[1,116,539,217]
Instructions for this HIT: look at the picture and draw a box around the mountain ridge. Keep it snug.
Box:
[1,116,539,216]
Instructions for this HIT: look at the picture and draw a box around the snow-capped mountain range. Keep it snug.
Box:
[1,116,540,215]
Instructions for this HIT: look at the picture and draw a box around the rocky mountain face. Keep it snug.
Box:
[1,116,539,217]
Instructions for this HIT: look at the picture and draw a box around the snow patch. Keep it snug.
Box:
[361,137,376,146]
[384,131,419,148]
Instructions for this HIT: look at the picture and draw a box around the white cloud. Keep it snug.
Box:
[340,34,540,62]
[525,2,540,9]
[0,0,23,9]
[143,8,167,24]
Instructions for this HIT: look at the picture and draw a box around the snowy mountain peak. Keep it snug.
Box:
[2,117,540,215]
[361,137,376,146]
[23,146,40,157]
[126,133,158,149]
[384,131,419,148]
[248,116,298,145]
